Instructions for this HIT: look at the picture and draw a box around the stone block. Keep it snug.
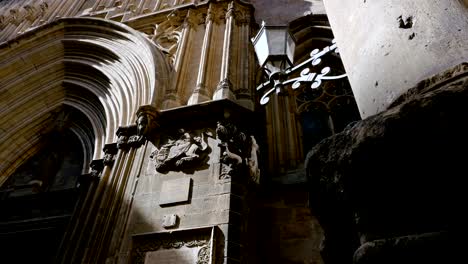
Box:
[159,178,191,206]
[162,214,178,229]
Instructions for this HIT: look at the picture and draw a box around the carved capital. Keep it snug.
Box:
[23,5,37,22]
[9,9,20,26]
[136,105,160,139]
[236,12,251,26]
[184,9,204,28]
[103,143,118,166]
[206,4,225,25]
[225,2,236,19]
[90,159,105,179]
[116,126,131,150]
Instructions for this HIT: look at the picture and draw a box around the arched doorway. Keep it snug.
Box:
[0,17,171,263]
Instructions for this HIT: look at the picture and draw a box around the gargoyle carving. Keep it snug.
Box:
[216,121,260,182]
[150,129,212,173]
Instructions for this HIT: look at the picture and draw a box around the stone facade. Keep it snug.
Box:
[1,0,465,264]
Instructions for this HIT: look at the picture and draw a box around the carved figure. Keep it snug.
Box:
[150,130,211,173]
[248,135,261,184]
[216,121,260,182]
[135,105,159,145]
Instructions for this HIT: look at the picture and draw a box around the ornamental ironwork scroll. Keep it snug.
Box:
[256,39,347,105]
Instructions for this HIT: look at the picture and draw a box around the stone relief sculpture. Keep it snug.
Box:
[151,10,184,65]
[131,234,210,264]
[216,121,260,182]
[150,129,212,173]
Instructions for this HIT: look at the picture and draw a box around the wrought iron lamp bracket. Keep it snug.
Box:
[256,39,347,105]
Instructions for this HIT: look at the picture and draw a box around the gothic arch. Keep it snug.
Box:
[0,17,171,186]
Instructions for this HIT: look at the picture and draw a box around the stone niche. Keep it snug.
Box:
[130,226,220,264]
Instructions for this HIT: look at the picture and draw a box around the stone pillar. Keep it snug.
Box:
[323,0,468,118]
[162,9,200,109]
[213,1,236,101]
[188,4,216,105]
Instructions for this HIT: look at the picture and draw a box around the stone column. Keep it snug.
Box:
[187,4,216,105]
[213,1,236,100]
[323,0,468,118]
[162,9,200,109]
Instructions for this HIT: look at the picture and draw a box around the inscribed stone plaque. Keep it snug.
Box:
[159,178,191,205]
[144,247,199,264]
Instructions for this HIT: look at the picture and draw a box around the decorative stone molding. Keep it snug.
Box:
[216,121,260,182]
[235,11,251,26]
[102,143,118,166]
[183,8,204,29]
[225,1,236,19]
[206,4,225,25]
[116,105,160,150]
[0,1,49,29]
[89,159,105,179]
[150,129,213,173]
[197,245,210,264]
[116,126,131,150]
[116,125,142,149]
[151,10,185,64]
[131,230,211,264]
[136,105,160,141]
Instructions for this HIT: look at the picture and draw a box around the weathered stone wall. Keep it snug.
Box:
[103,101,260,263]
[323,0,468,118]
[306,63,467,263]
[255,187,324,264]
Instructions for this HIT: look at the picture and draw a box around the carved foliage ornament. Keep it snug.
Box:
[216,121,260,183]
[151,10,185,65]
[150,129,213,173]
[132,235,210,264]
[0,1,48,29]
[117,106,160,150]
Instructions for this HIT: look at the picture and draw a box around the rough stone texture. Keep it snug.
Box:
[323,0,468,118]
[255,186,325,264]
[305,63,467,263]
[113,100,261,263]
[353,231,450,264]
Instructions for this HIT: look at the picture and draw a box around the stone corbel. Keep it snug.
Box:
[90,159,105,179]
[103,143,118,166]
[116,106,159,150]
[116,126,131,150]
[136,105,160,141]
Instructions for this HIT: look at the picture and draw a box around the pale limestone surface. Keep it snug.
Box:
[323,0,468,118]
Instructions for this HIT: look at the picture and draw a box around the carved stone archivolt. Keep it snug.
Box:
[216,121,260,183]
[150,129,213,173]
